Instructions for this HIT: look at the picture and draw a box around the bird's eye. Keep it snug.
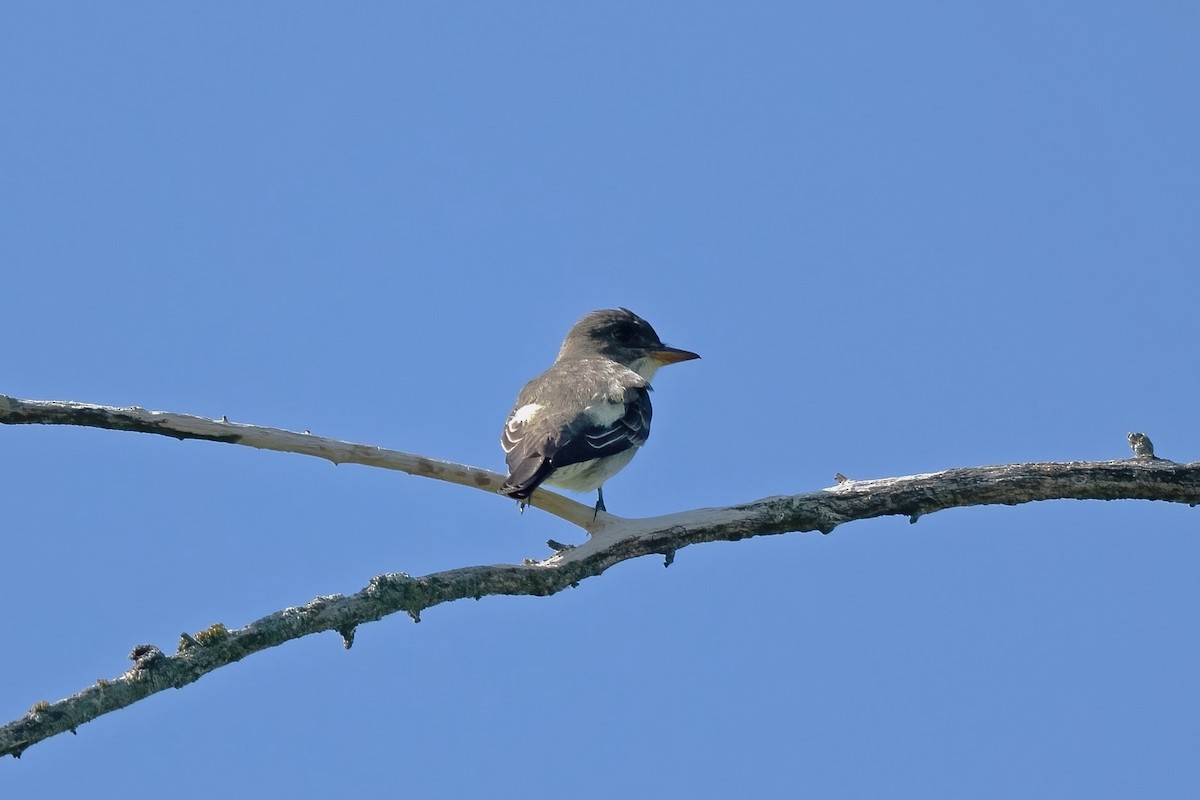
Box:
[612,325,634,344]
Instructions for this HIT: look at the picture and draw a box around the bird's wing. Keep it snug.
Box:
[500,384,652,500]
[550,385,652,466]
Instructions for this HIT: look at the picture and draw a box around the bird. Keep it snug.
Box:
[500,308,699,514]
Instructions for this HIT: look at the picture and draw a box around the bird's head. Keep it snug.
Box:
[557,308,700,380]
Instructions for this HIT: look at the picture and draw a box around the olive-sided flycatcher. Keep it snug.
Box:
[500,308,699,512]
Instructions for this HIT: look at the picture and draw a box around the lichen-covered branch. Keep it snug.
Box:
[1,394,1196,759]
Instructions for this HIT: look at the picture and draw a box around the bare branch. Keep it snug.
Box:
[0,394,599,529]
[2,395,1197,758]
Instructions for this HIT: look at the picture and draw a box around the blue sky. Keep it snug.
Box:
[2,3,1198,797]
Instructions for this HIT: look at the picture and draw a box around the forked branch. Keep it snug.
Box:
[1,395,1196,758]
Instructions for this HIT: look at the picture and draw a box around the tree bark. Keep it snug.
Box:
[1,395,1195,758]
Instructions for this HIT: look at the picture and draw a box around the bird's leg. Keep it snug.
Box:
[594,486,607,514]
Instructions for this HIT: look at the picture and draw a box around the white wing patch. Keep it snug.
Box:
[510,402,542,425]
[582,397,625,427]
[502,403,542,454]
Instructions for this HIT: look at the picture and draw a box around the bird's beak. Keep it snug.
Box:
[651,346,701,365]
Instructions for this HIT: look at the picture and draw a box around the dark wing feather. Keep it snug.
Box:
[548,387,651,468]
[500,443,554,500]
[501,385,652,500]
